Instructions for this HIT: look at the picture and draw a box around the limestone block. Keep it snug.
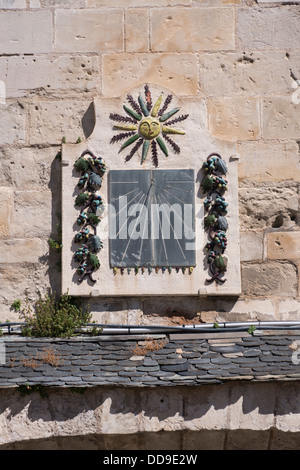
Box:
[229,382,276,431]
[88,298,131,324]
[12,190,52,237]
[279,300,300,320]
[0,263,52,316]
[5,56,100,98]
[207,97,260,142]
[0,238,47,264]
[125,9,149,53]
[238,7,300,51]
[0,146,58,191]
[241,262,297,297]
[143,297,202,323]
[267,232,300,260]
[0,103,25,145]
[240,232,263,262]
[55,9,123,53]
[257,0,300,3]
[0,187,14,237]
[28,100,91,145]
[200,51,300,97]
[262,97,300,140]
[151,7,235,52]
[87,0,191,5]
[33,0,85,6]
[239,186,299,231]
[0,0,26,7]
[102,53,198,97]
[276,383,300,433]
[211,299,277,322]
[196,0,240,3]
[238,141,300,183]
[0,11,52,54]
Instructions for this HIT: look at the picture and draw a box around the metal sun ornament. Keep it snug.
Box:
[109,85,189,166]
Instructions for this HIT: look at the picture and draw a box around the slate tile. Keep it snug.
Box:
[210,345,242,354]
[137,365,159,372]
[243,349,261,357]
[148,371,174,377]
[160,363,190,372]
[211,357,232,365]
[157,358,187,365]
[57,376,84,383]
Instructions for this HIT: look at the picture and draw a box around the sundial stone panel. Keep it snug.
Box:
[61,84,241,297]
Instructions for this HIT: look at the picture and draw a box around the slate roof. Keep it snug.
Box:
[1,330,300,388]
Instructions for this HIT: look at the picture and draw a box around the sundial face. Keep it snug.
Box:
[109,169,196,268]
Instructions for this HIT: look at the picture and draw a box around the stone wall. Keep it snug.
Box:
[0,0,300,324]
[1,381,300,450]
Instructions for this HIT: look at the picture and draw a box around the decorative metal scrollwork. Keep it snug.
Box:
[73,150,106,283]
[201,153,228,284]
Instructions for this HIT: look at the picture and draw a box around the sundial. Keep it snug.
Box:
[61,84,241,297]
[109,168,195,269]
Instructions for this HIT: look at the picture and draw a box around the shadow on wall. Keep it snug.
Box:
[38,101,96,295]
[82,101,96,139]
[0,381,300,450]
[2,429,300,450]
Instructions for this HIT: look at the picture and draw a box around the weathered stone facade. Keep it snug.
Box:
[1,0,299,324]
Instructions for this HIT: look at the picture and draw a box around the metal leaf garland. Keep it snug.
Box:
[201,152,228,284]
[73,150,106,284]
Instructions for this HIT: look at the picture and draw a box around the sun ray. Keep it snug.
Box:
[162,134,180,154]
[125,138,143,162]
[158,94,173,117]
[123,105,142,121]
[144,84,152,112]
[151,140,158,167]
[113,124,138,131]
[119,133,140,152]
[156,136,168,157]
[138,94,149,117]
[141,140,150,163]
[110,131,136,144]
[165,114,189,126]
[126,94,142,115]
[162,126,185,135]
[109,112,137,124]
[151,94,163,117]
[159,108,180,123]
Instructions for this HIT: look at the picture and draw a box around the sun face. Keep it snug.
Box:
[109,85,189,167]
[139,116,161,140]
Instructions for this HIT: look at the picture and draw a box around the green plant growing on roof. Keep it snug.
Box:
[247,325,256,335]
[19,291,92,338]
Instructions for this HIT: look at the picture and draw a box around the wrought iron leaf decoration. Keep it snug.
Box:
[73,150,106,284]
[201,153,229,284]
